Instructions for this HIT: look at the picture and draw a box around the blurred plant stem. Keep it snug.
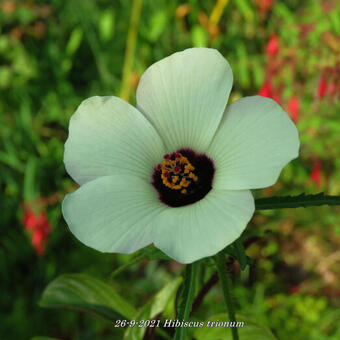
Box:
[120,0,143,101]
[255,193,340,210]
[174,263,197,340]
[191,271,219,316]
[210,0,230,25]
[214,252,239,340]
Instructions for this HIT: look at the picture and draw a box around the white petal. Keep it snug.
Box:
[152,189,255,264]
[208,96,300,190]
[136,48,233,153]
[64,96,166,185]
[62,174,165,253]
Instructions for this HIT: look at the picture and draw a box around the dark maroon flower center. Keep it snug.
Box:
[152,148,215,207]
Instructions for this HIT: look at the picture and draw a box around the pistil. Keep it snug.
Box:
[156,152,198,194]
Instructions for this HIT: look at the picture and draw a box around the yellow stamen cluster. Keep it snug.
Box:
[158,153,198,194]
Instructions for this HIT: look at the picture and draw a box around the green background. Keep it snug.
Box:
[1,0,340,339]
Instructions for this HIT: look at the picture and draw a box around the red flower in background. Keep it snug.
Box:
[327,81,336,96]
[266,34,279,57]
[287,96,299,123]
[255,0,273,15]
[309,161,322,189]
[258,81,280,104]
[22,209,37,230]
[318,75,327,98]
[258,81,272,97]
[32,228,47,256]
[22,208,51,256]
[290,285,300,294]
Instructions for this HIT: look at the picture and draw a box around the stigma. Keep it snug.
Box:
[156,153,198,194]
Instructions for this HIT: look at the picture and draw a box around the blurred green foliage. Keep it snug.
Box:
[1,0,340,339]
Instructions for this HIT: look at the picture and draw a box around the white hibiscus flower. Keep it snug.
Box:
[62,48,299,264]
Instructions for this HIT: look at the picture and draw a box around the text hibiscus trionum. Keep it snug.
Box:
[62,48,299,264]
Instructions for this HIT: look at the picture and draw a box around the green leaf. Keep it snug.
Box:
[222,244,253,269]
[139,246,172,261]
[330,10,340,34]
[99,10,115,42]
[123,277,182,340]
[274,3,294,23]
[65,28,83,56]
[233,239,248,271]
[31,337,60,340]
[193,314,277,340]
[0,150,24,173]
[236,43,250,88]
[234,0,254,22]
[111,246,171,279]
[255,193,340,210]
[174,264,197,340]
[0,66,12,88]
[110,253,145,279]
[148,10,168,42]
[191,25,208,47]
[23,157,37,202]
[39,274,136,321]
[251,57,264,88]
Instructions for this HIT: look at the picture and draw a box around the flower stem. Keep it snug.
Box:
[255,192,340,210]
[214,252,239,340]
[191,271,219,316]
[174,263,197,340]
[210,0,230,25]
[120,0,143,101]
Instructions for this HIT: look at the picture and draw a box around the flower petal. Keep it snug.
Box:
[62,174,165,254]
[152,189,254,264]
[136,48,233,153]
[208,96,300,190]
[64,96,166,185]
